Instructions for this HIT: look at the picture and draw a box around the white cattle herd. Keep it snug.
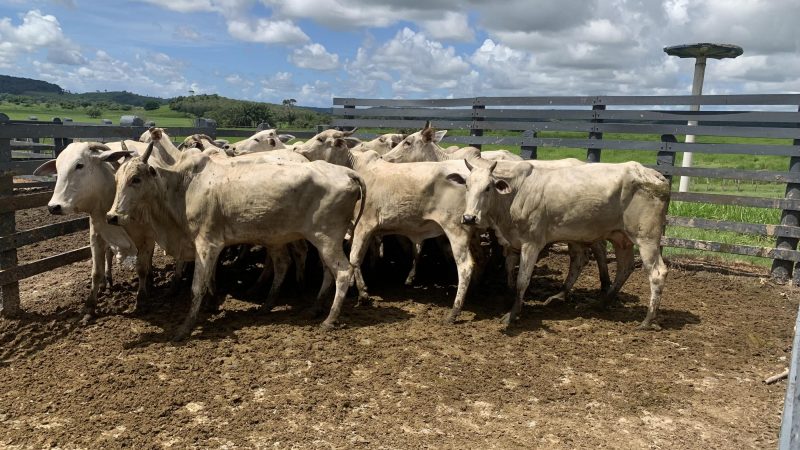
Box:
[34,122,670,340]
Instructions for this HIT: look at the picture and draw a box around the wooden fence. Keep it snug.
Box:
[0,116,321,316]
[332,94,800,283]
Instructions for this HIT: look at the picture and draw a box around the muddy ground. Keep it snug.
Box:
[0,206,798,449]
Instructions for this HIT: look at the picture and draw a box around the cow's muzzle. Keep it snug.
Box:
[106,214,120,225]
[48,204,63,215]
[462,214,477,225]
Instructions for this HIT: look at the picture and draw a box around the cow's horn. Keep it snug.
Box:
[141,140,154,163]
[423,120,432,130]
[464,158,474,171]
[88,143,111,152]
[121,140,129,152]
[488,161,497,172]
[343,127,358,136]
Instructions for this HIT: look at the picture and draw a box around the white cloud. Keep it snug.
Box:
[0,10,85,68]
[32,48,204,98]
[288,43,339,70]
[173,25,201,40]
[226,17,309,45]
[418,11,474,42]
[296,79,332,105]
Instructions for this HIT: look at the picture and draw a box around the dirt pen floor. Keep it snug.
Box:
[1,206,798,449]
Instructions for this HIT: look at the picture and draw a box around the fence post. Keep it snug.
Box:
[586,102,605,162]
[0,136,20,317]
[520,129,538,160]
[772,158,800,283]
[471,100,485,150]
[658,134,677,254]
[207,121,217,140]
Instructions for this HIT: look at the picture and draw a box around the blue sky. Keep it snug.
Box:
[0,0,798,106]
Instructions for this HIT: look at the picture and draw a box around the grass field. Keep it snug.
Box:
[6,104,794,268]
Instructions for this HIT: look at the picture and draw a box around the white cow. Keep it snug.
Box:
[458,158,670,329]
[351,133,406,156]
[229,129,296,155]
[381,122,523,163]
[141,128,310,299]
[105,133,366,340]
[32,140,174,320]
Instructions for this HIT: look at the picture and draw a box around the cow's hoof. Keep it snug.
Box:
[404,277,415,286]
[79,313,94,326]
[500,312,513,328]
[172,328,191,342]
[320,321,337,331]
[637,321,661,331]
[443,312,458,325]
[355,296,373,308]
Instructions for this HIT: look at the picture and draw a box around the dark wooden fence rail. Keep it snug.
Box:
[332,94,800,282]
[0,118,318,316]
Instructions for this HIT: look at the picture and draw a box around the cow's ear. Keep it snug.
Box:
[268,138,276,147]
[494,179,512,194]
[96,149,134,163]
[445,173,466,185]
[278,134,295,143]
[344,137,361,149]
[33,159,57,176]
[433,130,447,143]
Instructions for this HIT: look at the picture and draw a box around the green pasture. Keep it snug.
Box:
[6,107,796,268]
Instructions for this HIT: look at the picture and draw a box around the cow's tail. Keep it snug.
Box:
[349,171,367,230]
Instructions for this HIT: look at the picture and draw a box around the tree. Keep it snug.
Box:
[282,98,297,125]
[86,106,102,118]
[206,102,273,128]
[144,100,160,111]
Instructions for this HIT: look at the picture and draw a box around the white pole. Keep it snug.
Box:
[679,55,707,192]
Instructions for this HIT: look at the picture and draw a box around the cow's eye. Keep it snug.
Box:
[130,176,141,185]
[75,163,84,170]
[317,137,324,142]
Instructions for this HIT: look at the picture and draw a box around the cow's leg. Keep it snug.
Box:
[104,247,114,289]
[174,242,222,341]
[502,241,543,327]
[84,222,107,323]
[602,234,635,303]
[543,243,587,305]
[168,259,186,296]
[245,254,274,297]
[636,240,667,330]
[316,237,354,330]
[349,224,376,305]
[132,238,155,313]
[443,230,475,324]
[366,237,382,271]
[262,245,291,311]
[308,268,334,317]
[404,240,423,286]
[504,247,520,291]
[289,240,308,285]
[591,241,611,293]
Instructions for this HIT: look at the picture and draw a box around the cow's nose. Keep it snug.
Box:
[462,214,477,225]
[48,204,62,215]
[106,214,119,225]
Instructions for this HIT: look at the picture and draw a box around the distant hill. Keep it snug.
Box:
[0,74,63,95]
[0,74,330,125]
